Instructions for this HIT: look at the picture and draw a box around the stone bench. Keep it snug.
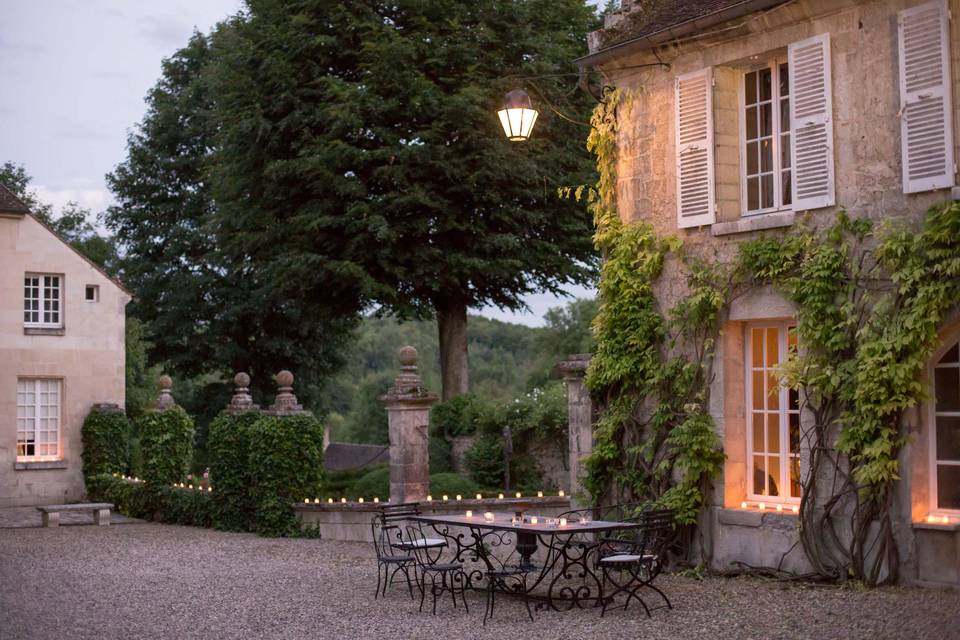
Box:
[36,503,114,527]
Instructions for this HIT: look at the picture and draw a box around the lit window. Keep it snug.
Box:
[932,343,960,512]
[85,285,99,302]
[24,274,62,327]
[16,379,61,461]
[741,60,792,214]
[746,323,800,501]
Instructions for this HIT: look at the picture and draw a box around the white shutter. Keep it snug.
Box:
[898,0,955,193]
[788,33,835,210]
[675,68,715,228]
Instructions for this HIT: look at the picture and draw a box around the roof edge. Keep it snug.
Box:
[576,0,789,68]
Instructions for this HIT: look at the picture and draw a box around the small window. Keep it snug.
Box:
[741,60,791,215]
[16,378,61,462]
[85,285,99,302]
[746,322,801,502]
[24,274,62,327]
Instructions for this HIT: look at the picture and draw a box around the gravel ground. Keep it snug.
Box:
[0,523,957,640]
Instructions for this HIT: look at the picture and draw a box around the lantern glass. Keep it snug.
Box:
[497,89,539,142]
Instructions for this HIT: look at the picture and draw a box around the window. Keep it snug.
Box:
[932,342,960,512]
[85,285,99,302]
[24,274,62,327]
[741,61,791,214]
[746,323,801,501]
[16,379,61,461]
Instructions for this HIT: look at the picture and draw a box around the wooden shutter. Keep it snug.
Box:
[788,33,835,210]
[898,0,955,194]
[675,68,715,228]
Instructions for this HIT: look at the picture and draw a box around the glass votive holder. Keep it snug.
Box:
[511,516,520,527]
[537,491,543,498]
[442,495,449,501]
[559,517,568,527]
[558,490,565,497]
[484,512,495,522]
[530,516,539,525]
[456,494,462,501]
[465,510,473,518]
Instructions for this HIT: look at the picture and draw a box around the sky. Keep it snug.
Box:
[0,1,595,327]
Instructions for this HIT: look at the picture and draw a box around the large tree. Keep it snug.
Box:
[105,32,359,406]
[209,0,599,399]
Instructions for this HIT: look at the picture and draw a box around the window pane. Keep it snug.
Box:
[752,329,763,367]
[768,456,780,496]
[767,373,780,410]
[746,141,759,175]
[766,328,779,367]
[753,456,766,495]
[939,343,960,364]
[935,367,960,412]
[781,135,791,169]
[780,99,790,132]
[790,457,801,498]
[767,413,780,452]
[759,68,772,101]
[760,138,773,172]
[936,416,960,461]
[746,106,758,139]
[782,171,792,206]
[789,412,800,453]
[745,71,757,104]
[779,63,789,96]
[936,465,960,510]
[747,177,760,210]
[752,371,765,409]
[760,104,772,137]
[789,387,799,411]
[761,174,774,209]
[752,413,764,452]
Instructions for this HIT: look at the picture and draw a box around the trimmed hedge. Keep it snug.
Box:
[346,467,481,500]
[208,411,261,532]
[247,414,325,537]
[429,473,481,497]
[86,473,214,528]
[81,406,130,483]
[137,406,194,486]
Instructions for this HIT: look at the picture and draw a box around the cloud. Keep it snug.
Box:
[138,14,192,47]
[33,183,114,216]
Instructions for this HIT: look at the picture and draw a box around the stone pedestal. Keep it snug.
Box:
[224,372,260,415]
[382,346,437,505]
[560,354,593,507]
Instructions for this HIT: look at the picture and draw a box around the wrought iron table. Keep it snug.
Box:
[411,512,642,611]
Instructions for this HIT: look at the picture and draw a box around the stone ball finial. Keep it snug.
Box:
[275,370,294,387]
[234,372,251,388]
[399,346,418,367]
[158,374,173,390]
[156,374,176,410]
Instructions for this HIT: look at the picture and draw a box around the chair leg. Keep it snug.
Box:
[521,577,534,622]
[448,572,457,610]
[483,579,494,625]
[402,565,415,600]
[419,572,427,612]
[375,563,382,600]
[644,581,672,610]
[460,573,469,613]
[431,576,440,616]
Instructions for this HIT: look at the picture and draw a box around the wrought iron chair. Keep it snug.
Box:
[481,559,535,625]
[371,516,416,600]
[378,503,446,562]
[405,523,469,615]
[596,508,674,617]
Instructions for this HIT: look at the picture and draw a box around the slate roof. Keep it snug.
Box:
[611,0,759,44]
[0,183,30,214]
[324,442,390,471]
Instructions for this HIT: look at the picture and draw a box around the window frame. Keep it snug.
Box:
[15,378,63,462]
[85,284,99,303]
[928,339,960,517]
[745,320,801,504]
[23,273,64,328]
[738,58,792,217]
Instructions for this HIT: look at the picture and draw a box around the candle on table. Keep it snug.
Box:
[465,510,473,518]
[358,497,364,503]
[484,512,495,522]
[456,494,462,501]
[530,516,539,525]
[328,498,333,504]
[341,497,347,504]
[559,518,568,527]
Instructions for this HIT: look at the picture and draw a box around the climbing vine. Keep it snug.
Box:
[576,87,960,585]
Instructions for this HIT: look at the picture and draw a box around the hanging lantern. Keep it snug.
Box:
[497,89,539,142]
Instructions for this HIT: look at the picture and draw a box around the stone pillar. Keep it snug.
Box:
[560,354,592,507]
[224,372,260,415]
[382,346,437,505]
[263,370,307,416]
[156,374,176,410]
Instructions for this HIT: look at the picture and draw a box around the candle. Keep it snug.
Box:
[537,491,543,498]
[328,498,333,504]
[530,516,539,525]
[427,495,433,501]
[740,501,748,509]
[558,490,565,497]
[476,493,483,500]
[442,495,449,501]
[304,498,310,504]
[465,510,473,518]
[374,497,380,504]
[776,504,783,512]
[313,498,318,504]
[358,497,364,503]
[498,493,504,500]
[758,503,766,510]
[578,517,588,525]
[559,517,568,527]
[942,515,950,524]
[456,494,462,501]
[515,492,522,498]
[484,512,495,522]
[341,497,347,503]
[927,515,937,524]
[792,505,799,514]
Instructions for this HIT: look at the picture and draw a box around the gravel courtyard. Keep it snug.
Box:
[0,523,957,640]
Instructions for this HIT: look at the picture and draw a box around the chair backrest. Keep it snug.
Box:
[404,522,434,567]
[371,516,398,560]
[379,502,421,523]
[634,508,674,560]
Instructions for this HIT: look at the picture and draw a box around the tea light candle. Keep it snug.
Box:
[314,498,320,504]
[328,498,333,504]
[442,495,449,501]
[791,505,799,514]
[758,503,766,510]
[476,493,483,500]
[341,497,347,503]
[558,490,565,497]
[537,491,543,498]
[456,494,462,501]
[374,497,380,504]
[465,510,473,518]
[427,495,433,501]
[498,493,504,500]
[559,517,568,527]
[942,515,950,524]
[530,516,539,525]
[578,517,587,525]
[484,512,495,522]
[927,515,937,524]
[740,501,748,509]
[776,504,783,512]
[358,497,364,503]
[304,498,310,504]
[515,492,522,498]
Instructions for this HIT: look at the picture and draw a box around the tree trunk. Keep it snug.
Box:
[436,299,469,400]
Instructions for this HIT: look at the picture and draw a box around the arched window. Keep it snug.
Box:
[932,341,960,513]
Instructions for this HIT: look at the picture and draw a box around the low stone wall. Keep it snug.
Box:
[295,496,571,543]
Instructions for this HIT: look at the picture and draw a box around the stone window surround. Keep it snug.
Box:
[23,272,64,330]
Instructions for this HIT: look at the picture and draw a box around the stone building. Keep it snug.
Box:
[578,0,960,586]
[0,185,130,507]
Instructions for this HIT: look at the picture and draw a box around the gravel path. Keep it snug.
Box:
[0,523,956,640]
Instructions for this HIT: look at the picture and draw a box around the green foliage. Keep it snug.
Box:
[247,414,326,537]
[136,406,194,486]
[86,474,213,528]
[428,436,454,474]
[431,394,495,439]
[208,411,261,532]
[348,466,390,500]
[81,406,130,482]
[429,473,481,497]
[124,318,159,422]
[463,434,505,489]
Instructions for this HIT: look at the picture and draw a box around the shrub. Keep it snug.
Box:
[429,435,453,473]
[86,473,213,527]
[247,414,325,537]
[430,393,495,438]
[137,406,194,486]
[463,434,504,488]
[324,466,375,498]
[348,465,390,499]
[81,405,129,482]
[208,411,261,532]
[429,473,481,497]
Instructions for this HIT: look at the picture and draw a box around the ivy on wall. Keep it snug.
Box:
[574,87,960,585]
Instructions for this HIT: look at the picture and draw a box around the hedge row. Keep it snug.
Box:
[86,473,214,528]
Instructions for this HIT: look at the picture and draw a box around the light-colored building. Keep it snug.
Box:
[0,185,130,507]
[579,0,960,586]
